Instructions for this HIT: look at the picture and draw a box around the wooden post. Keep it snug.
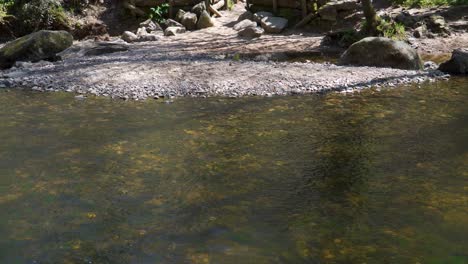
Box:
[301,0,307,19]
[272,0,278,14]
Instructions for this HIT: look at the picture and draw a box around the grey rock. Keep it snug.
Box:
[58,40,129,59]
[233,19,257,31]
[181,12,198,30]
[164,27,187,36]
[395,11,419,28]
[238,11,254,22]
[136,27,148,37]
[0,30,73,69]
[339,37,423,70]
[424,61,438,70]
[449,19,468,31]
[238,26,264,38]
[426,15,450,34]
[413,25,427,38]
[164,19,184,28]
[191,1,206,17]
[176,9,186,22]
[137,34,162,42]
[438,48,468,75]
[260,17,288,33]
[13,61,34,68]
[197,11,214,29]
[122,31,138,43]
[253,11,273,23]
[139,19,162,32]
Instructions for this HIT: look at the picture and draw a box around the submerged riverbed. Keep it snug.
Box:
[0,79,467,263]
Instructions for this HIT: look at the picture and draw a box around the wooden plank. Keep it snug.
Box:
[208,4,223,16]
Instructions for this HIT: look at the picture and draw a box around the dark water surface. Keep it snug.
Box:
[0,79,467,264]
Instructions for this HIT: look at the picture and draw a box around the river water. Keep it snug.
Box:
[0,78,467,263]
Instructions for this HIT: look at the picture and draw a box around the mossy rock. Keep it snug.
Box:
[0,30,73,69]
[339,37,423,70]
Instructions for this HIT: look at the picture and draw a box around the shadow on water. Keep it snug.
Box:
[0,78,467,263]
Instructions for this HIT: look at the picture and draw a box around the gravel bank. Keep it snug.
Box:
[0,3,451,100]
[0,50,448,100]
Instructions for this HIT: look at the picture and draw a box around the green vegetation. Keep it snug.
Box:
[0,0,71,36]
[14,0,69,32]
[149,3,170,24]
[0,0,14,24]
[227,0,235,10]
[377,19,406,40]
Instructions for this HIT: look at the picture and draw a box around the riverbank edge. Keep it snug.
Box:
[0,56,450,100]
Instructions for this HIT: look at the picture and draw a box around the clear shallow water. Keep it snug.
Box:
[0,79,467,264]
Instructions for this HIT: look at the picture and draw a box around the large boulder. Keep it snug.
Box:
[260,17,288,33]
[238,11,254,22]
[426,15,450,35]
[191,1,206,17]
[238,26,264,38]
[176,9,186,22]
[438,49,468,75]
[338,37,423,70]
[197,11,214,29]
[253,11,273,23]
[181,12,198,30]
[233,19,257,31]
[0,30,73,69]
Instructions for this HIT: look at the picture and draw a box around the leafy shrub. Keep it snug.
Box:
[149,3,170,24]
[11,0,70,33]
[377,19,406,40]
[0,0,14,24]
[227,0,234,10]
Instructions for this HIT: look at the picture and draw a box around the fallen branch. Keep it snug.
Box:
[208,5,223,17]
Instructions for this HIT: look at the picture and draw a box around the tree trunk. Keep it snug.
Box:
[361,0,379,35]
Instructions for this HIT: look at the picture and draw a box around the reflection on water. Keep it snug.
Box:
[0,78,467,264]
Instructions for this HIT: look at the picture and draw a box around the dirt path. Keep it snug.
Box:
[0,3,452,100]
